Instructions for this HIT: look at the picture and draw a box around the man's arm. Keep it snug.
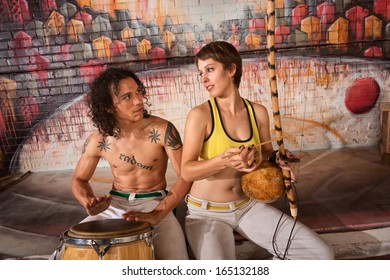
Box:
[72,134,111,215]
[157,121,192,211]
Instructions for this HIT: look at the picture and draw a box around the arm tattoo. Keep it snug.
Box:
[97,138,111,152]
[164,122,182,150]
[82,138,91,154]
[149,128,161,144]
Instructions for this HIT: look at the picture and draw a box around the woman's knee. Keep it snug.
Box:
[318,241,335,260]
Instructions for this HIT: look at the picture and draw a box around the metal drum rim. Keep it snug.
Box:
[62,230,153,246]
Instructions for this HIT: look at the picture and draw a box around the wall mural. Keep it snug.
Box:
[0,0,389,175]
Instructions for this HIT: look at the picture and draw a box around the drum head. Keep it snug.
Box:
[67,219,150,239]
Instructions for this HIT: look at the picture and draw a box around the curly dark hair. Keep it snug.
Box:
[87,66,150,138]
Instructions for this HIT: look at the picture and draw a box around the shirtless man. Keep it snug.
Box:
[70,67,190,260]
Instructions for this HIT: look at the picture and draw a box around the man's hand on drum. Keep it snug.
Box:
[122,210,162,226]
[85,194,112,216]
[223,145,258,172]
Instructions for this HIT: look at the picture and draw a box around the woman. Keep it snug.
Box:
[181,41,334,260]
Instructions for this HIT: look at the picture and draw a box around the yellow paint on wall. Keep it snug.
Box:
[301,16,321,44]
[327,17,349,45]
[365,16,383,40]
[44,10,65,37]
[121,27,134,42]
[0,78,17,124]
[161,30,175,51]
[245,33,262,49]
[68,19,85,42]
[92,36,112,59]
[79,0,115,16]
[137,38,152,59]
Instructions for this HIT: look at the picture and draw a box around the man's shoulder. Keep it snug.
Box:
[146,114,167,121]
[81,131,111,156]
[144,114,171,127]
[88,130,106,140]
[85,131,115,147]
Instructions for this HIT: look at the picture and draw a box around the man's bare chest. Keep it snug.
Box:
[102,140,166,172]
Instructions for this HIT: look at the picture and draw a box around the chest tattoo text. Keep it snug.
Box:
[119,153,153,170]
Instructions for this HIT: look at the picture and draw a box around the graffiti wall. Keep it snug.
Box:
[0,0,389,175]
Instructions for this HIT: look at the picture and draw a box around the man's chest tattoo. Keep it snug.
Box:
[119,153,153,170]
[149,128,160,144]
[98,138,111,152]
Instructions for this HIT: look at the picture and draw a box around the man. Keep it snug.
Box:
[68,67,190,259]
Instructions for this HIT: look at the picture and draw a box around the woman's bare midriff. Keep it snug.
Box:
[189,176,245,203]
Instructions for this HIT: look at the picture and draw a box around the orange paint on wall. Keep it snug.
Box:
[301,16,321,44]
[327,17,349,45]
[76,1,182,29]
[68,19,84,42]
[92,36,112,59]
[245,33,262,49]
[77,0,116,17]
[137,38,152,59]
[161,30,175,51]
[155,0,165,28]
[365,16,383,40]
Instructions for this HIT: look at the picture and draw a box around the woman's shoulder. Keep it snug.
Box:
[189,101,210,115]
[246,99,268,112]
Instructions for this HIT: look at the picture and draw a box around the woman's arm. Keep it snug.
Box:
[181,105,244,181]
[253,103,275,160]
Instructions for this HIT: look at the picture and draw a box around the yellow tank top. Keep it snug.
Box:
[200,98,261,160]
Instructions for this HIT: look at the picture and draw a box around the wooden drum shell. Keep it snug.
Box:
[59,219,154,260]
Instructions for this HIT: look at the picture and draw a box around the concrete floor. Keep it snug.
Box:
[1,146,390,260]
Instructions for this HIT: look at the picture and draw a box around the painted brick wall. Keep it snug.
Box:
[10,57,390,172]
[0,0,389,174]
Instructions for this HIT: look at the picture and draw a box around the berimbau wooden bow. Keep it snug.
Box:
[266,0,298,219]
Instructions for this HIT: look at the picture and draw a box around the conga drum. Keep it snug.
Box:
[57,219,154,260]
[241,161,285,203]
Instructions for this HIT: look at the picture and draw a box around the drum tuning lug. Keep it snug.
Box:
[145,236,153,247]
[53,237,64,260]
[92,241,112,260]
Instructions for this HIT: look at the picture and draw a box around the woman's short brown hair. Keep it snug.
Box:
[195,41,242,88]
